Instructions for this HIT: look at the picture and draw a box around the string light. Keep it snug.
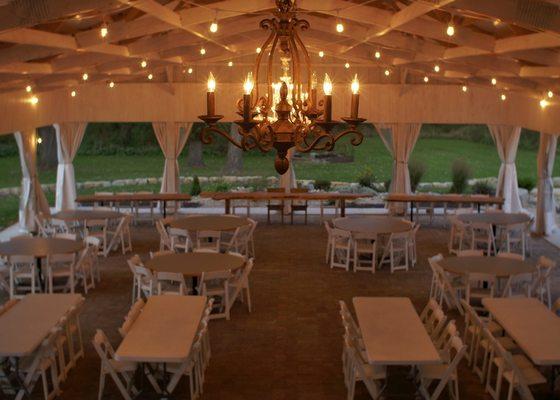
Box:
[228,61,233,67]
[493,19,501,26]
[374,51,381,59]
[547,90,554,98]
[30,95,39,105]
[256,47,261,54]
[140,60,148,68]
[100,22,108,38]
[540,98,549,109]
[187,67,193,74]
[491,77,497,85]
[200,47,206,55]
[434,64,440,73]
[462,85,467,92]
[423,76,429,83]
[82,73,88,81]
[318,51,324,58]
[344,62,350,69]
[25,85,32,93]
[209,21,218,33]
[446,24,455,37]
[71,90,77,97]
[36,137,42,144]
[148,73,153,80]
[500,93,507,101]
[384,69,390,76]
[336,22,344,33]
[108,81,115,88]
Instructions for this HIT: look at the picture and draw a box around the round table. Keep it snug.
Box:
[168,215,250,232]
[439,256,535,277]
[333,216,411,235]
[457,213,531,226]
[53,209,124,221]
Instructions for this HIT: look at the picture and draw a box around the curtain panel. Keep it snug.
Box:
[54,122,87,210]
[14,129,50,231]
[536,132,558,235]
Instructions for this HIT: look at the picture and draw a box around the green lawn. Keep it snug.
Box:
[0,136,552,228]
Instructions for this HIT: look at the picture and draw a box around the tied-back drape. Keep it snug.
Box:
[536,132,558,235]
[374,123,422,194]
[280,148,296,191]
[152,122,193,193]
[488,125,523,212]
[54,122,87,210]
[15,129,50,231]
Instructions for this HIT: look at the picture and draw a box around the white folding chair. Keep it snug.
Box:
[532,256,556,308]
[199,269,232,320]
[127,255,154,303]
[155,219,174,252]
[379,231,409,273]
[85,219,108,256]
[501,222,527,259]
[84,235,101,283]
[46,250,77,294]
[330,228,352,271]
[324,220,334,264]
[196,230,221,252]
[470,222,497,256]
[466,272,495,312]
[8,255,39,298]
[408,223,420,267]
[155,271,189,295]
[167,227,191,253]
[352,232,377,273]
[448,217,469,255]
[227,258,253,314]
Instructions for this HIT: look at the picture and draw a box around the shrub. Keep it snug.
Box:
[409,159,427,192]
[518,176,536,192]
[450,159,472,194]
[190,176,201,196]
[214,182,231,192]
[471,180,495,196]
[358,167,375,188]
[314,179,331,191]
[384,179,392,192]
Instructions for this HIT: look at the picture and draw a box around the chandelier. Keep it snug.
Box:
[198,0,366,175]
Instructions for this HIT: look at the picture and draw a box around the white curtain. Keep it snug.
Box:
[374,123,422,194]
[536,132,558,235]
[14,129,50,231]
[280,148,296,191]
[488,125,523,212]
[54,122,87,211]
[152,122,193,193]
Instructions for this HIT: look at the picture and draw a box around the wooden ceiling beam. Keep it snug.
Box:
[0,28,77,49]
[0,62,52,74]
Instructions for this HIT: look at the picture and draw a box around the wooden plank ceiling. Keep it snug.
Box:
[0,0,559,98]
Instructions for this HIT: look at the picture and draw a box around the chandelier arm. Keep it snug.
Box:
[295,132,335,153]
[253,28,275,109]
[200,125,245,150]
[288,34,300,107]
[266,33,279,109]
[293,29,312,102]
[333,127,365,147]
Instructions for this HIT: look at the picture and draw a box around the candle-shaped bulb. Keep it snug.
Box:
[323,73,333,95]
[243,72,254,95]
[207,72,216,93]
[311,71,317,90]
[351,74,359,94]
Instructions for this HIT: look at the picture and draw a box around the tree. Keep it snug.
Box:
[186,124,205,167]
[37,125,57,170]
[223,124,243,174]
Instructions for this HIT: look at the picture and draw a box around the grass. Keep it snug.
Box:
[0,136,554,228]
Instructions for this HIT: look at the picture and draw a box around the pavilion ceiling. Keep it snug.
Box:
[0,0,559,100]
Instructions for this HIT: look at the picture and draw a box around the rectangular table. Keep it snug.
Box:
[483,298,560,366]
[201,191,369,217]
[116,295,206,363]
[0,294,84,357]
[353,297,441,365]
[385,193,504,221]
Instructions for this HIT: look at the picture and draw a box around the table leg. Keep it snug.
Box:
[225,199,231,215]
[340,199,346,217]
[477,203,481,213]
[36,257,45,292]
[163,201,167,218]
[192,276,199,295]
[410,202,414,222]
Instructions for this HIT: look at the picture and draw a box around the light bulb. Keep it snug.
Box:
[207,72,216,92]
[82,73,88,81]
[446,24,455,37]
[491,78,497,85]
[323,73,333,95]
[140,60,147,68]
[71,90,77,97]
[336,22,344,33]
[187,67,193,74]
[318,51,324,58]
[540,98,549,109]
[256,47,261,54]
[351,74,359,94]
[384,69,390,76]
[228,61,233,67]
[374,51,381,59]
[500,93,506,101]
[30,95,39,105]
[344,62,350,69]
[434,64,440,73]
[109,81,115,88]
[493,19,501,26]
[148,73,153,80]
[200,47,206,55]
[462,85,467,92]
[547,90,553,98]
[243,72,254,95]
[25,85,32,93]
[36,137,42,144]
[100,23,108,38]
[423,76,429,83]
[209,21,218,33]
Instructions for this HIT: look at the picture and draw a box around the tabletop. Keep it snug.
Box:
[115,295,206,363]
[202,191,368,201]
[168,215,250,232]
[440,256,535,277]
[333,216,411,235]
[76,193,192,202]
[0,294,84,357]
[385,193,504,204]
[353,297,441,365]
[457,212,531,226]
[483,298,560,366]
[0,237,84,257]
[53,209,124,221]
[145,252,246,276]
